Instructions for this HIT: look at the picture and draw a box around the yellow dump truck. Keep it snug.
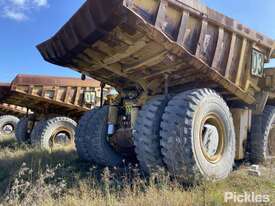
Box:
[0,74,108,150]
[38,0,275,183]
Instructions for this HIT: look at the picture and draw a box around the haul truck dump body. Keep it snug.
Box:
[37,0,275,106]
[38,0,275,184]
[0,75,100,118]
[0,75,105,150]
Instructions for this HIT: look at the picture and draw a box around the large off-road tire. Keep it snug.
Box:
[75,107,123,166]
[133,96,170,175]
[0,115,19,139]
[30,117,77,150]
[75,108,98,161]
[15,117,30,143]
[160,89,235,184]
[30,119,46,145]
[249,106,275,164]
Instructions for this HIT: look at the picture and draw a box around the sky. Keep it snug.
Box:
[0,0,275,83]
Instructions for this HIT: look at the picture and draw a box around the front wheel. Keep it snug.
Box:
[31,117,76,150]
[160,89,235,184]
[0,115,19,139]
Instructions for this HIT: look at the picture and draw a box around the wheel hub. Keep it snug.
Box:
[200,114,225,163]
[2,124,14,134]
[109,128,135,157]
[202,124,219,157]
[51,128,73,148]
[268,124,275,156]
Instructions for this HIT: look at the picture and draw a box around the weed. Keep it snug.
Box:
[0,136,274,206]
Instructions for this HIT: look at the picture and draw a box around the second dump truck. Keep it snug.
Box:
[38,0,275,183]
[0,74,105,150]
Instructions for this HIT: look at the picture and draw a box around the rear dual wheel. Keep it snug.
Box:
[133,96,170,174]
[135,89,235,183]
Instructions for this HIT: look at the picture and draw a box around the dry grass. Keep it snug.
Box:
[0,136,275,206]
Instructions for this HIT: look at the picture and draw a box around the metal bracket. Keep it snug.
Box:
[26,108,30,117]
[164,74,169,97]
[254,91,269,115]
[100,82,106,107]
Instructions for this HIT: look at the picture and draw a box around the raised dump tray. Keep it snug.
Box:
[0,75,100,118]
[37,0,275,105]
[0,103,27,117]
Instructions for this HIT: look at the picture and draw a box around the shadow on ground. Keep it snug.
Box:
[0,137,17,149]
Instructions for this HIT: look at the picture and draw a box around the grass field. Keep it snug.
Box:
[0,136,274,206]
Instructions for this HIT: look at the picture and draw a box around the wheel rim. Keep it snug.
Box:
[2,124,14,135]
[199,114,225,163]
[50,127,73,148]
[268,124,275,156]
